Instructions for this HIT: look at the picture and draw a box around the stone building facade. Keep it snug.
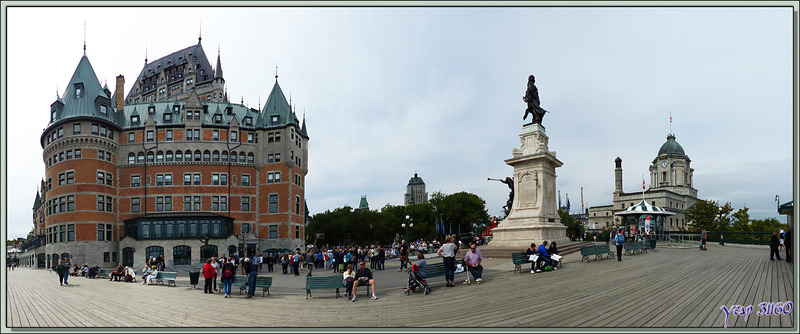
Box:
[404,173,428,206]
[32,40,309,270]
[588,134,699,233]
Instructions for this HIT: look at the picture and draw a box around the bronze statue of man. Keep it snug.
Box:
[523,75,548,125]
[489,177,514,217]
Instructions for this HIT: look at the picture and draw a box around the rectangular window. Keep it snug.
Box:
[98,150,104,160]
[68,224,75,242]
[212,196,219,211]
[184,174,191,185]
[186,129,193,140]
[146,130,154,142]
[67,195,75,211]
[213,130,219,141]
[194,129,200,140]
[129,132,135,143]
[164,174,172,186]
[92,124,99,135]
[193,196,201,211]
[295,225,300,239]
[73,123,81,134]
[274,172,281,183]
[100,126,107,137]
[271,115,279,125]
[66,151,73,160]
[268,154,274,163]
[166,130,173,141]
[103,252,110,262]
[75,149,81,158]
[100,105,107,115]
[275,153,280,162]
[131,175,141,187]
[98,171,105,184]
[156,197,164,211]
[247,133,254,143]
[58,172,66,186]
[296,196,301,214]
[164,113,172,123]
[242,197,250,211]
[268,133,274,143]
[98,224,105,241]
[269,194,279,213]
[241,174,250,186]
[106,152,111,161]
[269,225,278,239]
[231,131,238,141]
[220,174,227,185]
[105,173,112,186]
[164,196,172,211]
[59,152,64,161]
[241,223,250,235]
[97,195,105,211]
[212,174,219,185]
[267,173,274,184]
[193,173,201,185]
[156,174,164,186]
[184,196,192,211]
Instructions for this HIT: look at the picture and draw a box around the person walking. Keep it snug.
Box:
[785,227,793,263]
[266,254,275,273]
[399,240,409,272]
[210,256,219,292]
[202,258,215,294]
[437,236,458,287]
[292,251,301,276]
[769,231,782,261]
[220,257,235,298]
[54,260,68,286]
[700,228,708,251]
[615,229,625,261]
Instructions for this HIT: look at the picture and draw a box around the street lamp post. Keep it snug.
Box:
[716,207,725,246]
[401,215,413,244]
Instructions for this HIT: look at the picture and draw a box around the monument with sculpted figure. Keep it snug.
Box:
[489,75,568,248]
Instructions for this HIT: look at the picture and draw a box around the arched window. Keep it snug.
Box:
[175,151,183,162]
[137,152,145,163]
[156,151,164,162]
[247,153,254,163]
[173,245,191,266]
[147,151,154,162]
[122,247,135,267]
[230,151,237,163]
[239,152,246,163]
[203,150,210,161]
[194,150,201,161]
[200,244,218,262]
[145,246,164,265]
[165,151,173,162]
[221,151,228,162]
[185,150,192,161]
[212,150,220,161]
[128,153,135,164]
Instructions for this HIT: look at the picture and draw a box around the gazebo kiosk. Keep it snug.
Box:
[614,200,675,239]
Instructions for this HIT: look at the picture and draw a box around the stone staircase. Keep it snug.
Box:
[475,241,589,259]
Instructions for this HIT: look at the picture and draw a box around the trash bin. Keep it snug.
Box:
[648,239,656,251]
[189,271,200,289]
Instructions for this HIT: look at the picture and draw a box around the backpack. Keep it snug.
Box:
[222,267,233,279]
[543,265,553,271]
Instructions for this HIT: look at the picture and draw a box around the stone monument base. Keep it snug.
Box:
[488,221,568,249]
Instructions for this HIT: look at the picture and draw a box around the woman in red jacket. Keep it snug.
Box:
[202,258,215,294]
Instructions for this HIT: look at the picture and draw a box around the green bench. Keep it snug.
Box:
[253,276,273,296]
[305,275,343,299]
[154,272,178,286]
[624,242,647,256]
[97,269,113,278]
[512,252,529,274]
[220,275,273,296]
[580,244,615,262]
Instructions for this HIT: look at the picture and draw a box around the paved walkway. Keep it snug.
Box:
[3,245,796,329]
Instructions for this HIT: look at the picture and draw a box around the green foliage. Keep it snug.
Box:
[305,191,491,247]
[686,200,733,232]
[559,210,583,238]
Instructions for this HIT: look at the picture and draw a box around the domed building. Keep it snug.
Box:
[588,133,700,235]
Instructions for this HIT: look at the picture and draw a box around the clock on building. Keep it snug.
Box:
[661,161,668,168]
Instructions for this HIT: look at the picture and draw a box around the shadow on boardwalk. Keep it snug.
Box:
[4,245,796,329]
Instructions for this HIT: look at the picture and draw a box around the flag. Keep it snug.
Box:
[643,177,646,190]
[558,190,562,210]
[566,194,570,212]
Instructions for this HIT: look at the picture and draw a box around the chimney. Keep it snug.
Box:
[115,75,125,110]
[614,157,623,193]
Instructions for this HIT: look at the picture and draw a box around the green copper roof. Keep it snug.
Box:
[779,201,793,214]
[256,80,291,128]
[657,134,685,157]
[358,196,369,210]
[49,55,116,127]
[408,173,425,186]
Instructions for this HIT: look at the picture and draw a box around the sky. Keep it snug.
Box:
[2,4,797,240]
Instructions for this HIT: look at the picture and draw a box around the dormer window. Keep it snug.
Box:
[164,113,172,124]
[148,106,155,114]
[244,117,252,126]
[51,110,57,122]
[173,105,180,112]
[131,115,140,125]
[74,83,84,98]
[226,107,233,115]
[214,114,222,123]
[271,115,279,125]
[100,105,107,115]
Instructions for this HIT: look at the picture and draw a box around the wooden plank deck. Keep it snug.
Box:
[3,245,795,329]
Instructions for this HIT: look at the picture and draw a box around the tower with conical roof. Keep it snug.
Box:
[649,133,696,197]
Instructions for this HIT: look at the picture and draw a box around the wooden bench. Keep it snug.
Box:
[154,272,178,287]
[97,269,113,278]
[420,259,466,282]
[623,242,647,256]
[512,252,529,274]
[305,275,343,299]
[580,244,615,262]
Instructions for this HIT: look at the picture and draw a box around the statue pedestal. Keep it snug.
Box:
[489,123,568,249]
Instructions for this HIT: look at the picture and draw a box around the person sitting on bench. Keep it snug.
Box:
[143,268,159,285]
[351,262,378,301]
[110,263,125,281]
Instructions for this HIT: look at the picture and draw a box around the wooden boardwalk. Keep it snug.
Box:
[3,244,796,329]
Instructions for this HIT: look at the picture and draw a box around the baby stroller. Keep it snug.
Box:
[404,264,431,295]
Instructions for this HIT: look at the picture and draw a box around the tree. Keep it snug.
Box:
[559,210,582,240]
[686,200,733,232]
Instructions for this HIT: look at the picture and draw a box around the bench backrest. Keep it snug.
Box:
[580,245,596,254]
[595,244,611,253]
[254,276,272,285]
[157,272,178,279]
[306,275,341,289]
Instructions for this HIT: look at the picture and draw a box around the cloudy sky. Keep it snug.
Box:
[3,5,796,239]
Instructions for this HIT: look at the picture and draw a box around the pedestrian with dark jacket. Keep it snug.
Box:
[770,231,782,261]
[785,228,793,263]
[54,260,68,286]
[242,257,257,298]
[220,257,235,298]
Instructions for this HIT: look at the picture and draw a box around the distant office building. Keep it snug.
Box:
[404,173,428,206]
[588,133,699,233]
